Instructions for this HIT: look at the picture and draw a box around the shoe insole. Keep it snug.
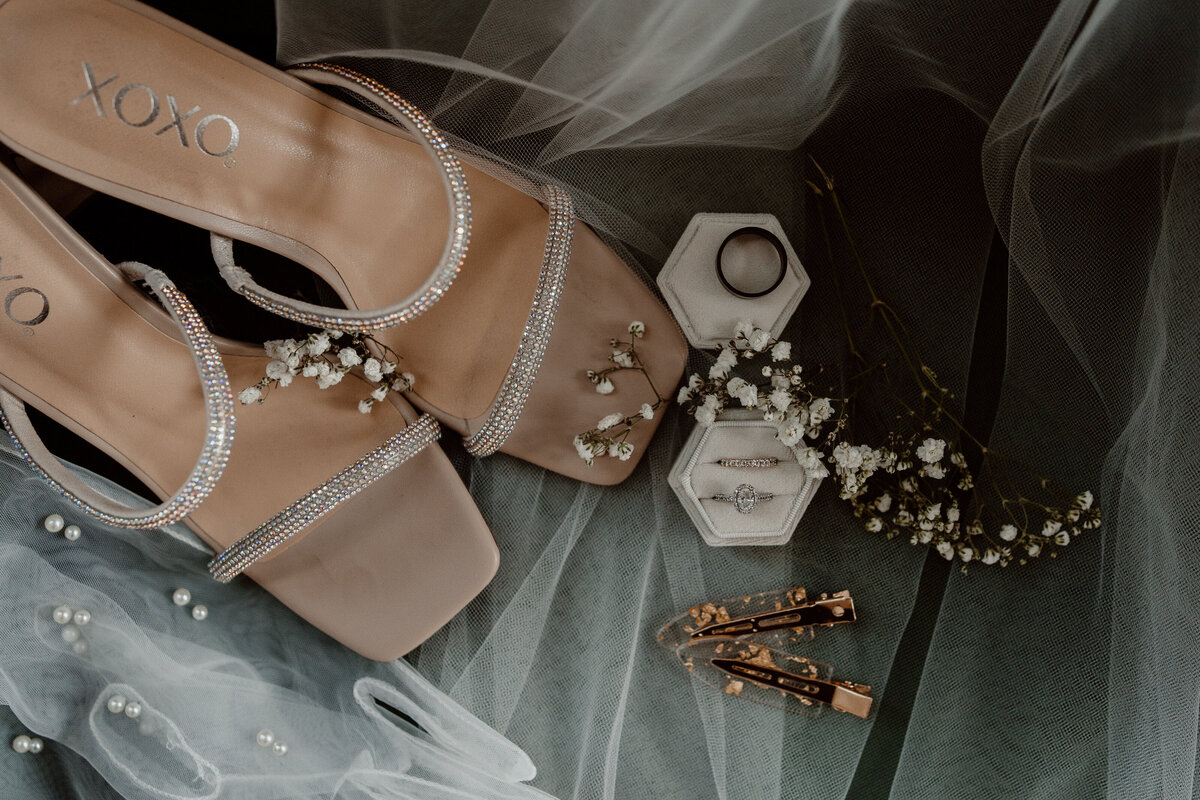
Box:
[0,166,497,659]
[0,0,550,420]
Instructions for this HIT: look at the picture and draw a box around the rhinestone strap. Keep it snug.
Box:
[464,186,574,457]
[214,62,471,332]
[0,264,234,529]
[208,413,440,582]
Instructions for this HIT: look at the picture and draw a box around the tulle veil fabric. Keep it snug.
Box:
[2,0,1197,797]
[274,0,1200,797]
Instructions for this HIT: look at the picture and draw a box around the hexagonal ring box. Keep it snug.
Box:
[668,410,824,546]
[657,213,810,350]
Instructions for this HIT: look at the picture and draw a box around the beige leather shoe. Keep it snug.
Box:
[0,0,688,485]
[0,160,498,660]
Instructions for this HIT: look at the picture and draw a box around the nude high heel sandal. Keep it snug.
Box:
[0,161,498,660]
[0,0,688,485]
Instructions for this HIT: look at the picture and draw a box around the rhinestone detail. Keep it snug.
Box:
[0,270,234,528]
[717,457,779,468]
[464,186,574,457]
[208,413,440,582]
[224,62,472,332]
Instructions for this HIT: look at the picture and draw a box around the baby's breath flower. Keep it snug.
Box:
[769,388,792,413]
[614,441,635,461]
[316,369,344,389]
[981,549,1000,565]
[695,405,718,426]
[1075,490,1093,510]
[612,351,634,368]
[875,494,892,512]
[999,524,1018,541]
[337,347,362,367]
[358,399,373,414]
[959,546,974,563]
[936,541,954,560]
[777,418,803,447]
[370,385,388,402]
[301,364,319,378]
[363,358,383,383]
[1042,519,1062,536]
[770,341,791,361]
[640,403,655,420]
[1055,531,1071,546]
[265,360,291,380]
[748,329,771,351]
[307,333,330,356]
[734,320,754,338]
[676,385,693,404]
[628,321,645,338]
[916,438,946,463]
[596,378,615,394]
[1026,541,1042,557]
[238,387,262,405]
[865,518,883,532]
[596,413,624,431]
[922,463,946,480]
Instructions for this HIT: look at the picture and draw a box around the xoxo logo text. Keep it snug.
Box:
[69,61,240,159]
[0,256,49,331]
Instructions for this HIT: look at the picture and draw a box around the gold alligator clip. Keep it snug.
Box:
[678,639,873,719]
[656,587,856,651]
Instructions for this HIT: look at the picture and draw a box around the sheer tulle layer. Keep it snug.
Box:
[272,0,1200,798]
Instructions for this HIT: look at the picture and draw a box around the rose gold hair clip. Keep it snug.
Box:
[678,639,873,719]
[656,587,856,651]
[657,587,871,719]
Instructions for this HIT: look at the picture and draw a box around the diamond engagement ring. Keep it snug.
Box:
[717,457,779,468]
[712,483,774,514]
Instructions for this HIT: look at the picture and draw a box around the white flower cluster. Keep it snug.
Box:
[573,322,667,467]
[677,322,840,449]
[239,330,415,414]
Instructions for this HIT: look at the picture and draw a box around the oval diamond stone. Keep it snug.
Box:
[733,484,757,514]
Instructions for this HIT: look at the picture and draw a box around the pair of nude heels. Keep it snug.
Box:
[0,0,686,659]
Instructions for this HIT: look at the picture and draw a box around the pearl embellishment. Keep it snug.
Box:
[271,741,289,756]
[73,609,91,626]
[191,604,208,621]
[52,605,72,624]
[256,729,274,747]
[106,695,127,714]
[60,624,80,644]
[11,735,31,753]
[72,640,88,656]
[27,737,43,754]
[172,588,191,606]
[124,701,143,719]
[42,514,64,533]
[63,524,82,541]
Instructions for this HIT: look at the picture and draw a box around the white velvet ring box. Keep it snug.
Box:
[657,213,810,350]
[668,410,824,546]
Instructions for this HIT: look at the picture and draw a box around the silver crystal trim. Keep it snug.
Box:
[0,269,234,528]
[208,413,440,582]
[717,457,780,468]
[464,185,574,457]
[225,62,471,332]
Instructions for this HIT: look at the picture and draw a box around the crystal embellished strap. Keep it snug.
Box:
[0,264,234,529]
[464,186,574,457]
[212,62,471,333]
[208,413,440,582]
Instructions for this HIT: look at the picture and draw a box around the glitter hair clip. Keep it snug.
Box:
[656,587,856,651]
[677,639,873,719]
[657,587,872,719]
